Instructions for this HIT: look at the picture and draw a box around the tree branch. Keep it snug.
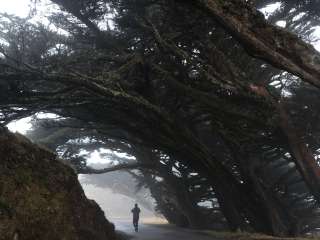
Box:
[78,162,155,174]
[196,0,320,89]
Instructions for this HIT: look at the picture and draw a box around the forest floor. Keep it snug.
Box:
[114,220,318,240]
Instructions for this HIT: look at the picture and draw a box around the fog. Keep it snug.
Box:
[79,174,158,221]
[7,116,162,222]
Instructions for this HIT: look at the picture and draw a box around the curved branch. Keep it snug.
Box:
[78,162,155,174]
[197,0,320,89]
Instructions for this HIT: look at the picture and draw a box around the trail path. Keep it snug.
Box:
[114,220,215,240]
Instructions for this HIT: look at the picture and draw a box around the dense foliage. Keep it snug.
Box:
[1,0,320,236]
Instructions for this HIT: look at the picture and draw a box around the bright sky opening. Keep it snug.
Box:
[0,0,31,17]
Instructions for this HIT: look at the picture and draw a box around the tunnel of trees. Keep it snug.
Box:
[1,0,320,237]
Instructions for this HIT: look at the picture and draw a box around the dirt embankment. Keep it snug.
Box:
[0,126,116,240]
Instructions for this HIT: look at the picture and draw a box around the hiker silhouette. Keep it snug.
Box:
[131,203,141,232]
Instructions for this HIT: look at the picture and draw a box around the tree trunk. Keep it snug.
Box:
[143,172,190,227]
[194,0,320,89]
[164,172,207,229]
[212,179,251,231]
[278,102,320,201]
[168,130,251,230]
[171,125,300,235]
[173,142,263,231]
[222,134,300,236]
[248,160,293,236]
[250,85,320,203]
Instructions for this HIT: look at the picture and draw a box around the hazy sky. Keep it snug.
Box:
[1,0,31,17]
[1,0,55,26]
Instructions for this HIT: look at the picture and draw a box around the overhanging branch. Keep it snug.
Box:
[78,162,155,174]
[196,0,320,89]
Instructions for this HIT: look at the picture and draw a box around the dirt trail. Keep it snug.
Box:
[114,220,215,240]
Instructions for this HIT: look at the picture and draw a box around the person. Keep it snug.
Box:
[131,203,141,232]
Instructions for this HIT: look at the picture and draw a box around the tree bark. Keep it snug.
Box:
[169,122,301,235]
[248,158,294,236]
[195,0,320,89]
[170,134,260,231]
[278,102,320,201]
[78,162,154,174]
[250,85,320,203]
[222,136,297,236]
[163,170,207,229]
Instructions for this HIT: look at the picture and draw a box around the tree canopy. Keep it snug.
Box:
[1,0,320,237]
